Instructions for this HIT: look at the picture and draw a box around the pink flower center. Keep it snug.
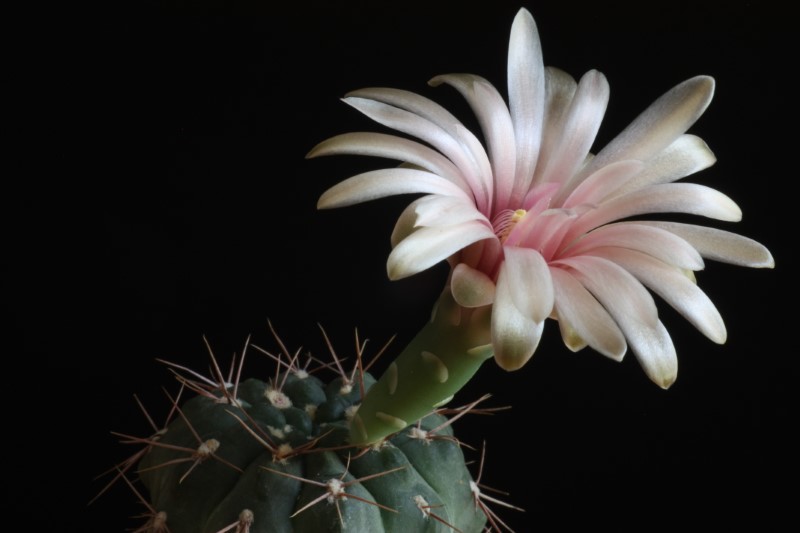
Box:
[493,209,527,243]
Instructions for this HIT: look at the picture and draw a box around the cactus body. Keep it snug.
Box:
[136,369,487,532]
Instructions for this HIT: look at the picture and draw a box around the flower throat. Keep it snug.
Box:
[493,208,527,243]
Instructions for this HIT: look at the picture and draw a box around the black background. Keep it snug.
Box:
[9,1,794,531]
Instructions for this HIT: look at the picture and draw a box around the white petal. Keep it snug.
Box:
[629,320,678,389]
[348,87,463,134]
[550,267,626,360]
[491,262,544,371]
[562,160,645,209]
[347,89,493,213]
[581,76,715,177]
[451,263,496,307]
[413,195,487,228]
[556,255,677,388]
[563,182,743,244]
[387,221,496,280]
[344,96,487,209]
[390,196,427,247]
[307,132,469,192]
[535,67,578,183]
[610,134,716,197]
[565,222,705,271]
[599,247,726,344]
[318,168,470,209]
[454,122,495,211]
[503,246,554,323]
[430,74,517,211]
[637,221,775,268]
[541,69,610,198]
[556,255,659,328]
[507,7,545,206]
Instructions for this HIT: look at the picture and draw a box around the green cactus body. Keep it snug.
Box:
[136,365,487,532]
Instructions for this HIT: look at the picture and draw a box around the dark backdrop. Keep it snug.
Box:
[10,1,793,531]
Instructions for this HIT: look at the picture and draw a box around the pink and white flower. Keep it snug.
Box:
[310,8,774,388]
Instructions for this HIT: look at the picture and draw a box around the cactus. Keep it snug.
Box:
[100,326,519,533]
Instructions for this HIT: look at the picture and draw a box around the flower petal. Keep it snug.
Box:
[565,222,705,271]
[388,221,496,280]
[307,132,469,192]
[550,267,626,360]
[610,134,716,197]
[391,196,427,247]
[507,7,545,206]
[348,87,463,134]
[630,320,678,389]
[598,247,727,344]
[451,262,496,308]
[491,262,544,370]
[541,69,610,199]
[555,255,677,387]
[562,182,743,244]
[343,95,488,209]
[562,160,645,209]
[581,75,715,177]
[637,221,775,268]
[429,74,517,212]
[535,67,578,183]
[318,168,470,209]
[347,88,494,213]
[503,246,554,323]
[504,207,572,263]
[555,255,659,328]
[412,194,488,228]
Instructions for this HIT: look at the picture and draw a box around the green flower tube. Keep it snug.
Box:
[349,288,494,445]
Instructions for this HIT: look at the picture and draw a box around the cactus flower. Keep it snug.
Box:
[311,8,773,443]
